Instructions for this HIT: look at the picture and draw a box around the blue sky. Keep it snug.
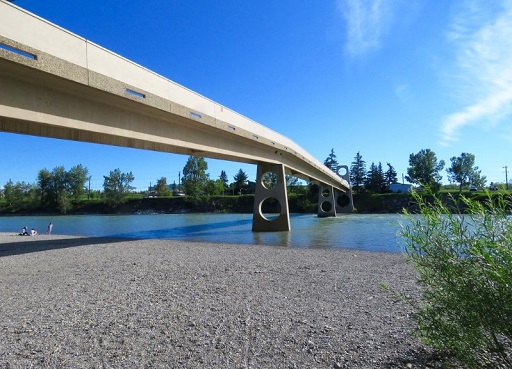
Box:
[1,0,511,190]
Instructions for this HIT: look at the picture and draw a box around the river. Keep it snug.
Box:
[0,213,407,253]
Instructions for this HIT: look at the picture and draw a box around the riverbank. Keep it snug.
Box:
[0,232,445,368]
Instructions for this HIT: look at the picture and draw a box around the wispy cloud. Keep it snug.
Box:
[337,0,403,59]
[440,0,512,145]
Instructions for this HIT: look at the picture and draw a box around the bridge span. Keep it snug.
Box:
[0,1,353,231]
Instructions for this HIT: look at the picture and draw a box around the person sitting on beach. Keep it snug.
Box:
[30,228,38,236]
[19,226,29,236]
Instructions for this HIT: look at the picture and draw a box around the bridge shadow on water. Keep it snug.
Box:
[109,217,293,247]
[110,217,254,240]
[0,217,297,257]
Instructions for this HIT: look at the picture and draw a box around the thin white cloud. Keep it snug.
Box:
[337,0,394,58]
[440,0,512,145]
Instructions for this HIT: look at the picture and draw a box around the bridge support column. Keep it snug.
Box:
[317,165,354,217]
[335,165,354,213]
[317,184,337,217]
[252,163,290,232]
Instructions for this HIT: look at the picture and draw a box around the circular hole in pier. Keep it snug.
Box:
[320,201,333,213]
[262,171,278,190]
[260,197,281,221]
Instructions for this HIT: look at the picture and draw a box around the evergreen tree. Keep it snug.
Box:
[350,151,366,192]
[323,148,339,172]
[233,168,249,194]
[365,162,386,193]
[384,162,398,187]
[219,170,228,188]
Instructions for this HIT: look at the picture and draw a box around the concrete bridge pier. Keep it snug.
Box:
[317,165,354,217]
[317,184,337,217]
[252,163,291,232]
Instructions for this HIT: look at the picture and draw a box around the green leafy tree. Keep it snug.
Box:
[406,149,445,191]
[470,171,487,189]
[324,148,339,172]
[103,168,135,206]
[51,166,68,207]
[155,177,171,197]
[446,152,486,192]
[350,151,366,192]
[233,168,249,195]
[204,179,225,196]
[182,156,209,197]
[3,180,34,209]
[384,162,398,186]
[37,169,52,205]
[67,164,89,202]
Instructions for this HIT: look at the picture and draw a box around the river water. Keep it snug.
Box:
[0,213,407,253]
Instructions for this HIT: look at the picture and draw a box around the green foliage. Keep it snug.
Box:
[204,179,225,196]
[67,164,89,201]
[446,152,486,192]
[406,149,445,192]
[365,161,386,193]
[385,162,398,186]
[36,164,89,211]
[350,151,366,192]
[233,168,249,194]
[182,156,209,197]
[324,148,339,172]
[262,171,278,189]
[103,169,135,206]
[219,170,228,189]
[2,179,37,210]
[155,177,171,197]
[401,189,512,367]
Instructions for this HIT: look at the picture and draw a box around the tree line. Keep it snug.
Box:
[0,155,307,213]
[323,148,494,194]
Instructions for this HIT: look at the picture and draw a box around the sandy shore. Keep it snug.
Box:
[0,232,436,368]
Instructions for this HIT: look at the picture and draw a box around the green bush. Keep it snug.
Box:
[401,189,512,368]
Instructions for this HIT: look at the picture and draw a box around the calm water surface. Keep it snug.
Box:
[0,213,406,253]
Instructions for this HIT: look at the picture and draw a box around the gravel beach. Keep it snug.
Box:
[0,232,437,368]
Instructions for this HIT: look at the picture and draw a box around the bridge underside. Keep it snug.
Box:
[0,35,353,231]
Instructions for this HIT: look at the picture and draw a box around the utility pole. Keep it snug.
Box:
[504,166,509,190]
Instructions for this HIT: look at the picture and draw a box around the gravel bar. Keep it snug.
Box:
[0,232,438,368]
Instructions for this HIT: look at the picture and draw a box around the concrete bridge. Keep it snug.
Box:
[0,1,353,231]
